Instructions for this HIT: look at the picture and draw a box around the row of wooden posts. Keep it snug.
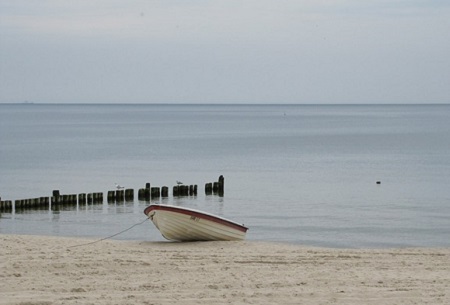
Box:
[205,175,225,196]
[0,176,225,212]
[0,191,105,212]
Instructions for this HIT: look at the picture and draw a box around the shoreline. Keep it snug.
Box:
[1,234,449,304]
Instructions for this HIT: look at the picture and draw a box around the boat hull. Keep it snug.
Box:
[144,204,248,241]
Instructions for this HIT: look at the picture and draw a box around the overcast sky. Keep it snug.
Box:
[1,0,449,104]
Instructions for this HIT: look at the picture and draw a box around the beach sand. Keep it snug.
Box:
[0,234,449,305]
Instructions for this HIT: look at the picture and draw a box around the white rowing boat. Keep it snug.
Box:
[143,204,248,241]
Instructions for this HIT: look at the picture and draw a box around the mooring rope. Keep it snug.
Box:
[68,217,149,248]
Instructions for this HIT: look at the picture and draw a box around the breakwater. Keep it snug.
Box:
[0,176,224,212]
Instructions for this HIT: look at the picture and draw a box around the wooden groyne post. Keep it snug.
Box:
[50,189,102,208]
[85,192,103,204]
[116,190,125,202]
[13,197,50,211]
[151,187,160,199]
[205,175,224,196]
[205,183,213,195]
[218,175,224,195]
[138,183,151,201]
[173,184,197,197]
[78,193,86,204]
[107,191,116,203]
[161,186,169,197]
[3,176,222,211]
[0,200,13,212]
[108,189,133,203]
[125,189,134,201]
[139,184,166,200]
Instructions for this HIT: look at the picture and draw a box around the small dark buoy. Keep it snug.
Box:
[376,181,381,185]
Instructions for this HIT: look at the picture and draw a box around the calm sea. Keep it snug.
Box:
[1,104,449,248]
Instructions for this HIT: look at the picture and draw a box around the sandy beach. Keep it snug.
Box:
[0,234,449,305]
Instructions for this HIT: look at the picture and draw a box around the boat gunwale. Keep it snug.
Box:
[144,204,248,233]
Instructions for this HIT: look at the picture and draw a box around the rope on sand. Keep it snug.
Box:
[68,217,149,248]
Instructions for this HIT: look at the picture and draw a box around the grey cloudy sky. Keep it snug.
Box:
[1,0,449,104]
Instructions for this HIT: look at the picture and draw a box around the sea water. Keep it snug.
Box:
[1,104,449,248]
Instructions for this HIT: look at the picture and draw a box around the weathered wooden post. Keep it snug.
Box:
[145,183,151,200]
[6,200,13,211]
[205,183,213,195]
[212,182,219,194]
[138,188,145,201]
[173,185,179,197]
[218,175,224,196]
[94,192,103,204]
[78,193,86,204]
[194,185,198,196]
[178,185,184,196]
[116,190,124,202]
[125,189,134,201]
[39,197,49,209]
[14,200,20,210]
[87,193,93,204]
[107,191,115,203]
[151,187,160,199]
[66,195,73,205]
[0,200,12,212]
[37,198,42,208]
[161,186,169,198]
[51,195,61,209]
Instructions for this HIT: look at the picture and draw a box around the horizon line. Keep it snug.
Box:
[1,102,449,106]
